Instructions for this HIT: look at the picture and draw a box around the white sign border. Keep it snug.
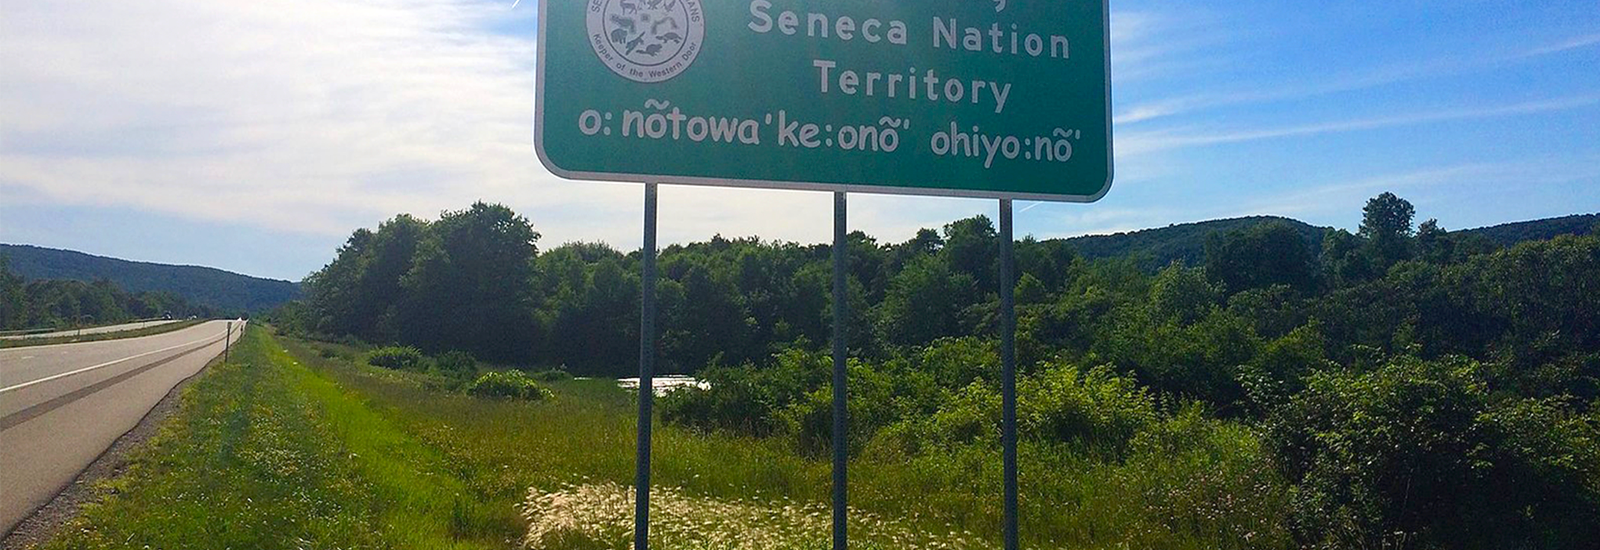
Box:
[533,0,1114,204]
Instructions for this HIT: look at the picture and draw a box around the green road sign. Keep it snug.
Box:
[536,0,1112,202]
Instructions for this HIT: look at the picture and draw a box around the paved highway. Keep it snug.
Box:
[0,320,242,534]
[0,319,182,341]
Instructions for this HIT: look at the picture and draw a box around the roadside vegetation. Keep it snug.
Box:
[260,194,1597,549]
[41,327,989,548]
[40,194,1599,549]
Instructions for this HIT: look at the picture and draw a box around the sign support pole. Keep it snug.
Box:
[635,182,658,550]
[831,191,849,550]
[999,199,1018,550]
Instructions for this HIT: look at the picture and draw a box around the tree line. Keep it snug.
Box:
[0,257,220,331]
[273,195,1600,548]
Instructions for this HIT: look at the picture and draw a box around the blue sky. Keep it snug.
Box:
[2,0,1596,281]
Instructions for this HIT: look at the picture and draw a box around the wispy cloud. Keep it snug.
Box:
[1109,9,1234,83]
[1117,95,1600,156]
[1115,32,1600,126]
[1228,158,1600,224]
[1523,33,1600,57]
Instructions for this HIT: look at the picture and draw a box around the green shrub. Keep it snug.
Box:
[910,337,998,388]
[880,364,1157,455]
[779,362,896,456]
[1267,356,1600,549]
[466,370,552,400]
[929,381,1001,444]
[433,350,477,375]
[1095,308,1259,411]
[660,348,826,436]
[1123,404,1293,548]
[1020,363,1157,454]
[367,346,424,370]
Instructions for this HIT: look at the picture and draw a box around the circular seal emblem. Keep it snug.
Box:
[586,0,705,83]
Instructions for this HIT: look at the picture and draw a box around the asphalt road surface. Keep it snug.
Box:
[0,320,242,534]
[0,319,182,341]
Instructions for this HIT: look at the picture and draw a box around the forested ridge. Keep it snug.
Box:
[0,243,301,312]
[0,257,220,331]
[1059,215,1326,270]
[271,195,1600,549]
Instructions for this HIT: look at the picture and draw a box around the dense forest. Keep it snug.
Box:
[271,195,1600,549]
[0,244,301,311]
[1058,215,1326,270]
[0,258,219,331]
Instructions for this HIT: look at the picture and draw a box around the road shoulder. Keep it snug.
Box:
[0,349,223,549]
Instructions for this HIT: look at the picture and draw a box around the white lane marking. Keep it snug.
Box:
[0,331,227,394]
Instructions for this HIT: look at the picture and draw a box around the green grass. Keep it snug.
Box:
[0,319,205,349]
[43,328,1288,549]
[41,326,506,549]
[281,335,1289,549]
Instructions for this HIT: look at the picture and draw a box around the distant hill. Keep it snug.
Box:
[1054,216,1329,270]
[1458,213,1598,246]
[0,244,301,312]
[1051,213,1596,271]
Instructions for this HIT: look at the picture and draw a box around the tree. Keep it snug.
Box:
[303,228,375,336]
[1321,228,1374,286]
[1150,263,1217,324]
[662,263,755,370]
[940,215,998,290]
[1205,221,1316,294]
[398,202,540,361]
[875,254,977,347]
[0,257,25,329]
[1415,218,1452,264]
[1360,192,1416,269]
[1014,273,1048,305]
[538,245,638,374]
[1015,237,1079,291]
[895,228,943,259]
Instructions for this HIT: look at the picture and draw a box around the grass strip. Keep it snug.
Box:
[39,326,503,549]
[0,319,206,349]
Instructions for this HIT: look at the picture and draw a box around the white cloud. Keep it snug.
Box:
[1226,158,1600,224]
[1109,9,1229,83]
[1116,95,1600,157]
[1114,31,1600,127]
[0,0,989,254]
[1,0,551,233]
[1523,33,1600,57]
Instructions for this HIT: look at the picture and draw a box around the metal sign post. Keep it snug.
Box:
[831,191,849,550]
[635,182,659,549]
[999,200,1018,550]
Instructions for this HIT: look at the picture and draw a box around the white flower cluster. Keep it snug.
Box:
[520,482,986,549]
